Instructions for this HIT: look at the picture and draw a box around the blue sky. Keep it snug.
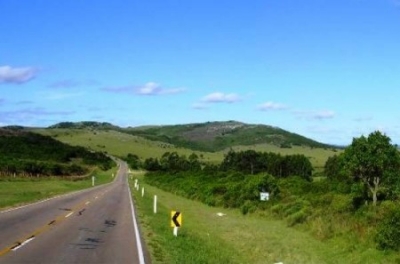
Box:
[1,0,400,145]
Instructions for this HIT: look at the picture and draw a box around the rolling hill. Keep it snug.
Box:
[30,121,339,170]
[125,120,335,152]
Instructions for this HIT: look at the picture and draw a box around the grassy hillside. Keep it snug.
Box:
[0,128,113,177]
[126,121,335,152]
[34,127,338,170]
[35,128,223,163]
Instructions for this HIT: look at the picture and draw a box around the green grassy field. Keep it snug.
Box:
[131,172,397,264]
[35,128,338,170]
[0,167,117,210]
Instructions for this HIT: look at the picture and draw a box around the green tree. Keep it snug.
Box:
[342,131,400,206]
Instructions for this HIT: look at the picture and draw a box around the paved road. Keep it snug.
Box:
[0,161,148,264]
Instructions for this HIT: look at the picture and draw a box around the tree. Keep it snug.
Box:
[342,131,400,206]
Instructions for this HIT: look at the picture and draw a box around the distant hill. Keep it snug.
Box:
[44,120,334,152]
[125,121,334,152]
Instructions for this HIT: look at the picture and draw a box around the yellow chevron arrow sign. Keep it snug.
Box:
[171,211,182,227]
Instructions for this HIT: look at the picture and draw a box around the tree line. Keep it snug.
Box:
[141,150,312,181]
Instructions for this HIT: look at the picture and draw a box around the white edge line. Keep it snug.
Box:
[127,178,145,264]
[12,237,35,251]
[65,212,74,218]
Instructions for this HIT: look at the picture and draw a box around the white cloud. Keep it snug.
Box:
[257,101,287,111]
[201,92,241,103]
[0,65,37,84]
[102,82,185,96]
[135,82,161,95]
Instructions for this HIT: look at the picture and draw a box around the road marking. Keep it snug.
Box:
[127,178,145,264]
[11,236,35,252]
[65,212,73,218]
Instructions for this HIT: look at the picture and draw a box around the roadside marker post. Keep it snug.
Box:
[141,187,144,197]
[92,176,95,187]
[154,195,157,214]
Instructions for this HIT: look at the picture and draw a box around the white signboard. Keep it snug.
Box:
[260,192,270,201]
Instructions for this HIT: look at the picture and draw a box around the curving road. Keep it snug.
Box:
[0,161,148,264]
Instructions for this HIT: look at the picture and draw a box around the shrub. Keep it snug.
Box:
[375,209,400,250]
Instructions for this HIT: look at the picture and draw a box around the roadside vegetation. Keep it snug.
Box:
[132,172,398,263]
[138,131,400,261]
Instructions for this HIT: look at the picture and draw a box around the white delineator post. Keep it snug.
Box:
[154,195,157,214]
[141,187,144,197]
[173,227,178,237]
[92,176,95,186]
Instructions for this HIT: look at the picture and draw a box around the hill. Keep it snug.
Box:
[29,121,339,170]
[125,121,334,152]
[0,128,113,177]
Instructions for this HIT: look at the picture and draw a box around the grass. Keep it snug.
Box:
[35,128,223,163]
[0,167,117,210]
[130,172,398,264]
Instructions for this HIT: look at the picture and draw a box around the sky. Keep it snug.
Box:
[1,0,400,146]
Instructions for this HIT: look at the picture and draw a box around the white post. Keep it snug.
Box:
[173,227,178,237]
[154,195,157,214]
[92,176,95,186]
[112,173,114,178]
[141,187,144,197]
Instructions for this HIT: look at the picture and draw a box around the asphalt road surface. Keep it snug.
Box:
[0,161,148,264]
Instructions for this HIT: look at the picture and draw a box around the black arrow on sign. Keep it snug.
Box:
[172,212,181,227]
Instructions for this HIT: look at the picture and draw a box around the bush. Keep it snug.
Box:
[375,209,400,250]
[241,200,257,215]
